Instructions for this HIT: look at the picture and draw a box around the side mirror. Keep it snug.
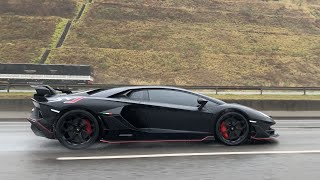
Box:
[197,98,208,110]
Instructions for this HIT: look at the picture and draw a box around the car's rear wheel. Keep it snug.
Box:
[55,110,99,149]
[215,112,249,146]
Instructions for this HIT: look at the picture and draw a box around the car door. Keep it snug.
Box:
[132,89,214,133]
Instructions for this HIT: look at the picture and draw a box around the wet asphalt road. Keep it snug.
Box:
[1,120,320,180]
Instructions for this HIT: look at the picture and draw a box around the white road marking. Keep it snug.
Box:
[276,127,320,130]
[0,125,29,127]
[0,122,29,124]
[0,122,29,127]
[0,121,318,125]
[276,121,320,123]
[57,150,320,161]
[1,121,318,124]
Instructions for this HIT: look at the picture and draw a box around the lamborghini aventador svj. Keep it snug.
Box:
[27,85,278,149]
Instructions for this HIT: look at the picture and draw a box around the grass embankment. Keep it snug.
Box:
[0,16,59,63]
[1,0,320,86]
[0,0,82,18]
[0,0,83,63]
[48,0,320,86]
[210,94,320,100]
[0,92,33,99]
[2,92,320,101]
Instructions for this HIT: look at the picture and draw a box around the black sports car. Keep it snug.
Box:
[27,85,278,149]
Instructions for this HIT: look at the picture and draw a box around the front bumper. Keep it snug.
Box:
[250,119,279,140]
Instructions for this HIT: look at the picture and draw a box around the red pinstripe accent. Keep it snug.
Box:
[64,97,84,104]
[27,118,52,133]
[100,136,214,144]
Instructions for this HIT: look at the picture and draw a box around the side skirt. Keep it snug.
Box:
[100,136,215,144]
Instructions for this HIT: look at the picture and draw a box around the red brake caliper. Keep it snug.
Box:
[220,122,229,139]
[84,119,93,135]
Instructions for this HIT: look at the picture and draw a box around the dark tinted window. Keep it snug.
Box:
[148,89,199,107]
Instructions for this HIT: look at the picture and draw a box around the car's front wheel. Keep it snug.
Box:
[55,110,100,149]
[215,112,249,146]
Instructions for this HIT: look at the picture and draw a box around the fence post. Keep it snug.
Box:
[303,88,306,95]
[260,87,263,95]
[215,88,218,95]
[7,83,10,93]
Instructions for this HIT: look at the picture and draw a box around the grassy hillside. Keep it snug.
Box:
[48,47,320,86]
[0,0,82,63]
[2,0,320,86]
[50,0,320,86]
[47,0,320,86]
[0,16,62,63]
[0,0,83,18]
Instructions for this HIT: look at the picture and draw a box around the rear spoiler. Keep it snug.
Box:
[54,88,72,94]
[31,85,72,101]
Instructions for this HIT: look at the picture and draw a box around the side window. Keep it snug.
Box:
[205,101,219,108]
[128,90,147,101]
[148,89,199,107]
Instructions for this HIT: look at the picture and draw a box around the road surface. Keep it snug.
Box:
[0,120,320,179]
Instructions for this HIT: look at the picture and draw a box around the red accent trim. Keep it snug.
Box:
[100,136,214,144]
[64,97,84,104]
[27,118,52,134]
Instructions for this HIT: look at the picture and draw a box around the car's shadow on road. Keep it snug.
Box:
[80,139,280,153]
[26,139,280,162]
[41,138,279,152]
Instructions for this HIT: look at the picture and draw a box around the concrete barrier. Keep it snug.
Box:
[0,99,320,111]
[0,99,32,111]
[225,100,320,111]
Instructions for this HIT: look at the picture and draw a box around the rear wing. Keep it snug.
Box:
[31,85,56,102]
[31,85,72,102]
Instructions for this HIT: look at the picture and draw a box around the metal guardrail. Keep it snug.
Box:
[1,83,320,95]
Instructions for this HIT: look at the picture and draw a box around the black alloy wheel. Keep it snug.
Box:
[215,112,249,146]
[55,110,100,149]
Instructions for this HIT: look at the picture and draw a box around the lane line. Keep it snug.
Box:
[0,122,29,124]
[276,122,320,124]
[0,125,30,127]
[1,121,319,125]
[1,121,320,125]
[276,127,320,129]
[1,125,317,128]
[57,150,320,161]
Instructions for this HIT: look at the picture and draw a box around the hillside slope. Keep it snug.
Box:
[2,0,320,86]
[48,0,320,86]
[0,0,82,63]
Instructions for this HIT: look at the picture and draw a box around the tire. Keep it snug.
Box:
[215,112,249,146]
[55,110,100,150]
